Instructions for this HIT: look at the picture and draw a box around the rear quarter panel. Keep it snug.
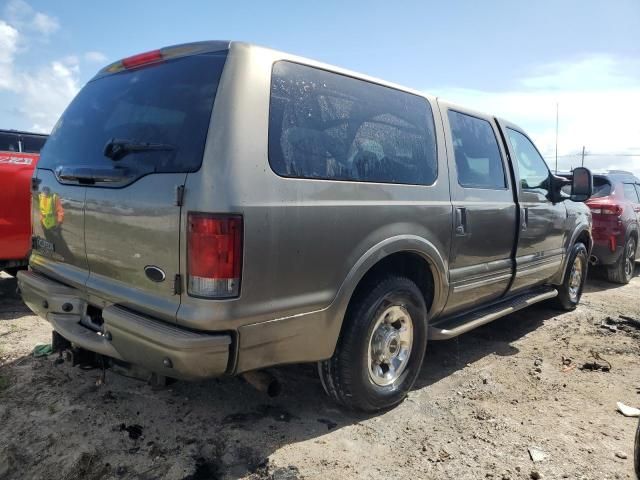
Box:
[550,199,592,284]
[178,43,453,342]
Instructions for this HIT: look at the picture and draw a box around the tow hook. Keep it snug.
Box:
[589,255,598,266]
[241,370,281,397]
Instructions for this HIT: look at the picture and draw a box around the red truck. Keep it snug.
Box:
[0,129,48,276]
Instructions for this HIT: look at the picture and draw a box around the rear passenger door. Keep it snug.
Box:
[499,123,568,291]
[440,103,517,314]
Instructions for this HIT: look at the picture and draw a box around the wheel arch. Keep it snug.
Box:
[552,225,592,285]
[324,235,448,357]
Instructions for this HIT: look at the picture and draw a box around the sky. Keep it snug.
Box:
[0,0,639,175]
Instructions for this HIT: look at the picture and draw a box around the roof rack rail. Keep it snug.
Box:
[0,128,49,137]
[607,170,634,175]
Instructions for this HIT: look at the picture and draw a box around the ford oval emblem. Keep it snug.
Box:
[144,265,166,283]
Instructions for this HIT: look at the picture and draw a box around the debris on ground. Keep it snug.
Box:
[31,343,52,357]
[600,316,640,336]
[528,447,549,463]
[579,350,611,372]
[561,355,576,373]
[119,423,143,440]
[618,315,640,328]
[616,402,640,418]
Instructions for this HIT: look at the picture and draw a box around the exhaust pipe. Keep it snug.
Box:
[589,255,598,266]
[241,370,281,397]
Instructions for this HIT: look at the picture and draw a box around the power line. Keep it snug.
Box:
[544,153,640,158]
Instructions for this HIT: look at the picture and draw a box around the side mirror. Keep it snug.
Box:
[571,167,593,202]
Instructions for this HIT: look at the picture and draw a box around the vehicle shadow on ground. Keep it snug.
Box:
[583,263,640,293]
[415,304,556,389]
[0,274,31,321]
[0,302,561,479]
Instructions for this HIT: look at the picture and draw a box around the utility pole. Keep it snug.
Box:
[555,103,559,173]
[581,146,585,167]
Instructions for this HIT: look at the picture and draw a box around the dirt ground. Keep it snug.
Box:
[0,269,639,480]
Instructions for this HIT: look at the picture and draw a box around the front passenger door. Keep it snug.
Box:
[501,124,568,291]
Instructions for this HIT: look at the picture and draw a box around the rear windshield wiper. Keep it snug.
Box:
[103,138,175,161]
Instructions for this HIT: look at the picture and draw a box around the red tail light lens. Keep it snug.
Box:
[588,203,623,216]
[122,49,163,69]
[187,213,243,298]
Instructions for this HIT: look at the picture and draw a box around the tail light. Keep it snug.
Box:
[187,213,243,298]
[588,203,623,216]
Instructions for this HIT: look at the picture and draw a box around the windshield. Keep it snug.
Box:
[22,134,47,153]
[0,132,19,152]
[591,176,612,198]
[38,52,227,176]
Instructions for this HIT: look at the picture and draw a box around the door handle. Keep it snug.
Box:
[455,207,467,236]
[55,166,132,185]
[521,207,528,231]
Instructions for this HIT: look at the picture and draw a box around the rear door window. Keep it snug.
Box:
[39,52,227,178]
[448,111,506,189]
[21,135,47,153]
[269,61,438,186]
[0,132,19,152]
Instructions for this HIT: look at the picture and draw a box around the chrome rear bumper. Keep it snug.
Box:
[17,270,231,380]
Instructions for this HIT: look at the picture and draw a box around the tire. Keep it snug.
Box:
[606,236,636,284]
[318,276,428,412]
[553,242,588,311]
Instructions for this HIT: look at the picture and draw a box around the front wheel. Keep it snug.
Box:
[553,242,588,311]
[606,236,636,284]
[318,276,428,412]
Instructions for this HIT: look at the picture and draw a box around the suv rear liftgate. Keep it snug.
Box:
[20,42,233,379]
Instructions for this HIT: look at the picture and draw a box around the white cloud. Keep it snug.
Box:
[30,11,59,35]
[0,20,19,90]
[84,51,107,64]
[4,0,59,36]
[4,0,31,24]
[0,1,79,132]
[429,55,640,176]
[16,60,80,133]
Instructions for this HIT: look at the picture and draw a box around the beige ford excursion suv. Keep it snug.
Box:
[19,41,593,411]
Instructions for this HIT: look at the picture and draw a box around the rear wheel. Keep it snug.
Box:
[606,236,636,284]
[553,242,588,310]
[318,276,428,412]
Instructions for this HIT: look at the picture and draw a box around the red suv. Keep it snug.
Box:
[584,171,639,283]
[0,129,48,276]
